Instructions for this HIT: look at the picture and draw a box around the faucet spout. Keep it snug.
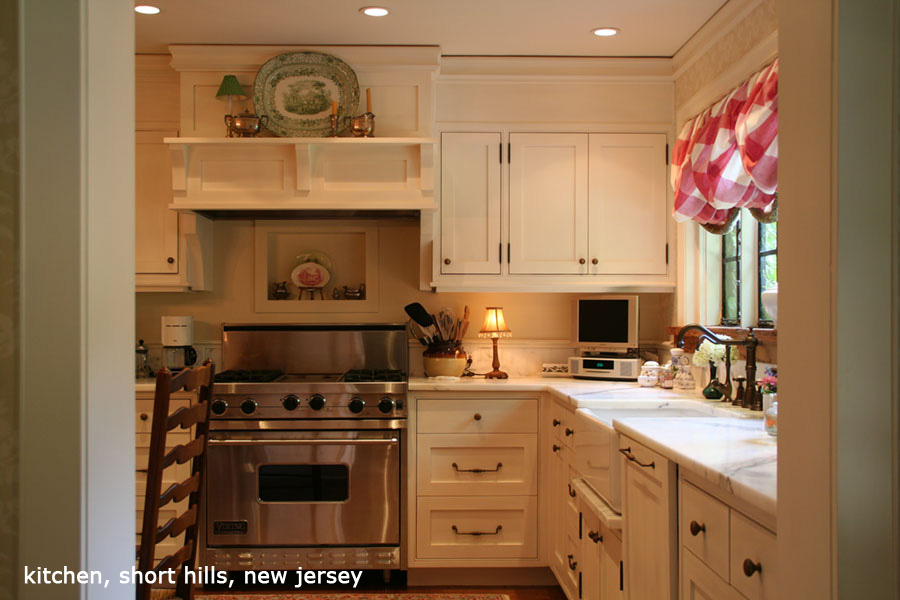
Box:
[675,324,761,409]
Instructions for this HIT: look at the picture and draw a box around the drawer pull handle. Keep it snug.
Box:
[473,413,482,421]
[568,483,577,498]
[553,419,561,426]
[618,447,655,469]
[567,554,578,570]
[588,531,602,544]
[452,462,502,474]
[136,468,148,473]
[565,428,574,436]
[140,413,149,421]
[452,525,502,536]
[689,521,706,536]
[553,444,561,453]
[742,558,762,577]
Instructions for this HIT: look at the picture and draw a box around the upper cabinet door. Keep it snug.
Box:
[440,132,502,274]
[136,129,179,274]
[509,133,589,275]
[588,133,668,275]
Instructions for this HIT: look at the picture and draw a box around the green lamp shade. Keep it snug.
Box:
[216,75,247,98]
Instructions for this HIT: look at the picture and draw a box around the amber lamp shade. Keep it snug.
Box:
[478,307,511,379]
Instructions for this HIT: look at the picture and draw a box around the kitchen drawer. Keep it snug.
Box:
[552,401,576,447]
[417,398,537,434]
[135,398,190,433]
[416,496,538,559]
[136,430,192,451]
[417,434,537,496]
[730,511,777,600]
[681,481,730,580]
[563,533,579,596]
[136,462,191,495]
[682,548,745,600]
[565,484,580,543]
[618,436,668,488]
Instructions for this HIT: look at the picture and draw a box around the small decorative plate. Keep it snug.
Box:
[291,262,331,289]
[253,51,360,137]
[294,250,333,273]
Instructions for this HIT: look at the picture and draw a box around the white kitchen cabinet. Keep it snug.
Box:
[587,133,668,275]
[509,133,589,275]
[576,478,625,600]
[620,435,677,600]
[440,132,502,274]
[682,550,745,600]
[136,130,180,275]
[409,393,542,568]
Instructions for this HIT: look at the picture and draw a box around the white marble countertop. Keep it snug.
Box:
[613,417,777,520]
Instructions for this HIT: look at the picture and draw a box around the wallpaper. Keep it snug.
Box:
[0,0,18,597]
[674,0,778,112]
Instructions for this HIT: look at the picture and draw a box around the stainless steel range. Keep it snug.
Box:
[200,324,408,573]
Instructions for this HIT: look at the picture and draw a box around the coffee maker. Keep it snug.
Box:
[162,316,198,371]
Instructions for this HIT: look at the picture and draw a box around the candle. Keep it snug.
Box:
[331,101,338,115]
[366,88,372,114]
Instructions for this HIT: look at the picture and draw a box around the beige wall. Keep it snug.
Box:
[136,219,674,345]
[0,0,18,597]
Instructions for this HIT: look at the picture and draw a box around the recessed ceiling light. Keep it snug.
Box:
[360,6,389,17]
[134,5,161,14]
[591,27,620,37]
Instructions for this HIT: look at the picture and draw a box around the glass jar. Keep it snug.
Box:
[423,342,468,378]
[764,396,778,436]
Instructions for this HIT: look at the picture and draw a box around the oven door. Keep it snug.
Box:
[206,429,400,547]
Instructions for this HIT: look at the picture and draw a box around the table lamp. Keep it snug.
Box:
[479,307,511,379]
[216,75,247,136]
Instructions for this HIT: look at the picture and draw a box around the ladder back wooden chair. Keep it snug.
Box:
[137,360,215,600]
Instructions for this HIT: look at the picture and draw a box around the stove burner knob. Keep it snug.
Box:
[308,394,326,411]
[349,397,366,414]
[240,398,258,415]
[281,394,300,411]
[378,397,395,414]
[211,399,228,415]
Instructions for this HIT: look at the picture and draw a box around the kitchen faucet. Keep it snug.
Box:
[675,324,760,409]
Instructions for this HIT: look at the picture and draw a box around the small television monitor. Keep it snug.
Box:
[575,295,639,354]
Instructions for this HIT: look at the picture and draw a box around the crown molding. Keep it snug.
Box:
[439,55,674,80]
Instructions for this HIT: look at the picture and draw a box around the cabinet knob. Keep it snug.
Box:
[568,483,577,498]
[552,444,561,453]
[567,554,578,571]
[588,530,602,544]
[140,413,149,421]
[592,258,599,265]
[578,258,586,265]
[689,521,706,536]
[444,258,451,265]
[552,419,561,427]
[167,256,175,264]
[565,428,574,437]
[742,559,762,577]
[473,413,482,421]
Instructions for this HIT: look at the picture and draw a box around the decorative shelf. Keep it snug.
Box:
[164,137,436,213]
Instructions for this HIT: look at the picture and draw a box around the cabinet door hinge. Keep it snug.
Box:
[665,142,669,165]
[665,243,669,265]
[578,571,583,599]
[508,142,511,163]
[620,561,624,591]
[499,242,502,264]
[507,242,511,263]
[578,512,583,539]
[499,142,502,164]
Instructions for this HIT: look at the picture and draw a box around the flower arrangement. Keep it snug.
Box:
[757,366,777,394]
[690,337,740,366]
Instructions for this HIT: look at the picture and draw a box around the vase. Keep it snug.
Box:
[423,342,468,378]
[702,362,723,399]
[764,396,778,436]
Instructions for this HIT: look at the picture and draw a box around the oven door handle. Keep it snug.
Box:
[208,437,399,446]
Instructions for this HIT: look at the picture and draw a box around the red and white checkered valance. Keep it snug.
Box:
[671,59,778,226]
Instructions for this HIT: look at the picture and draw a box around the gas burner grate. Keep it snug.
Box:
[214,369,284,383]
[341,369,406,383]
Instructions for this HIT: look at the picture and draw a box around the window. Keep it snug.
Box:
[718,211,777,328]
[757,220,778,326]
[721,215,742,325]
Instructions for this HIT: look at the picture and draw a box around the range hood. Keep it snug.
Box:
[166,136,436,217]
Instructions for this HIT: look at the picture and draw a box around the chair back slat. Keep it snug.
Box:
[161,436,206,469]
[153,540,194,574]
[170,364,212,393]
[167,402,209,432]
[158,473,200,509]
[136,360,214,600]
[156,505,198,544]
